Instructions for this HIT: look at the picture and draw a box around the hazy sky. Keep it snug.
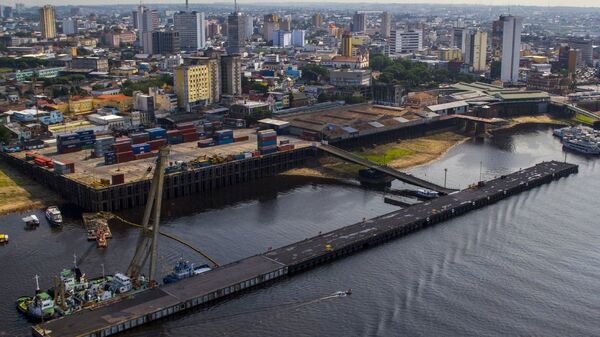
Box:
[6,0,600,8]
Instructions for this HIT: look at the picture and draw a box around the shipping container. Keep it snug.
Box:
[76,129,94,136]
[132,143,151,154]
[277,144,295,152]
[111,174,125,185]
[233,136,249,142]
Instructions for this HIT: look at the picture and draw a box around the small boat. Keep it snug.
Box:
[415,188,439,199]
[96,228,107,248]
[45,206,63,226]
[22,215,40,228]
[0,234,8,243]
[163,260,212,284]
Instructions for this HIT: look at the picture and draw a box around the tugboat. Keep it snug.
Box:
[163,259,212,284]
[45,206,63,226]
[415,188,440,199]
[0,233,8,243]
[16,275,56,321]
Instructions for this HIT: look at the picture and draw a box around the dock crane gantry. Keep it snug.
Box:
[127,147,169,285]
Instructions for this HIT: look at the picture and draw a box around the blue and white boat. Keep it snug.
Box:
[163,260,211,284]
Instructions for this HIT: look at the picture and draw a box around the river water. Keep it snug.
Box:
[1,125,599,337]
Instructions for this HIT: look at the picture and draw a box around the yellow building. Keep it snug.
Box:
[68,96,95,115]
[39,5,56,39]
[175,64,211,112]
[437,47,462,61]
[94,94,134,112]
[341,32,353,58]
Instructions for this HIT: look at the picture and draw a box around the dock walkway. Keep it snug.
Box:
[33,161,578,337]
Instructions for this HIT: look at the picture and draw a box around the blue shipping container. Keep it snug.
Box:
[258,140,277,147]
[217,139,233,145]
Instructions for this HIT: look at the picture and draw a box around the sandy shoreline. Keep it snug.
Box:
[0,162,61,215]
[283,114,566,181]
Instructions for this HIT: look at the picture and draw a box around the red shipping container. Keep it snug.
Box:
[45,161,54,168]
[115,136,131,143]
[183,133,199,142]
[111,174,125,185]
[166,130,183,136]
[234,136,249,142]
[112,142,132,152]
[34,158,46,166]
[148,139,167,151]
[132,135,149,144]
[116,151,134,163]
[257,135,277,142]
[278,144,295,152]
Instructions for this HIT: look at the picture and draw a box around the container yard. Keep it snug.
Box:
[31,160,578,337]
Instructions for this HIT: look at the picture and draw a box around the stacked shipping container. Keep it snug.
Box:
[257,129,278,155]
[214,129,233,145]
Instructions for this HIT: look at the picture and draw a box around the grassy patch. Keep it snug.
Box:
[573,113,596,125]
[360,148,416,165]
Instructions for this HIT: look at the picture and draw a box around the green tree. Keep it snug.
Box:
[300,64,329,83]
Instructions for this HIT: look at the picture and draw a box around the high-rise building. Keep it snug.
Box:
[174,11,206,51]
[312,13,323,27]
[63,18,78,35]
[152,30,181,55]
[559,45,581,74]
[243,15,254,39]
[221,54,242,96]
[263,14,279,42]
[3,6,14,18]
[291,30,306,47]
[273,30,291,47]
[39,5,57,40]
[464,30,487,72]
[175,64,211,111]
[452,28,467,56]
[227,10,244,54]
[135,6,159,51]
[387,29,423,55]
[493,15,522,83]
[352,12,366,32]
[341,31,353,57]
[380,12,391,38]
[280,15,292,32]
[568,38,593,66]
[208,21,222,39]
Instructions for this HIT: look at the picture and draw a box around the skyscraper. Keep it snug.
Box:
[135,6,159,51]
[465,30,487,72]
[227,10,244,54]
[63,18,77,35]
[243,15,254,39]
[39,5,56,40]
[452,28,467,57]
[493,15,522,83]
[341,31,353,57]
[221,54,242,96]
[152,30,181,55]
[380,12,391,38]
[174,11,206,51]
[312,13,323,27]
[352,12,366,33]
[263,14,279,42]
[291,30,306,47]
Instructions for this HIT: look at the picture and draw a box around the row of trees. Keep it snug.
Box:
[0,57,48,70]
[370,54,476,88]
[120,74,172,96]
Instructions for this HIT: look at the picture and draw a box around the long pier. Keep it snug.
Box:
[32,161,577,337]
[319,144,456,194]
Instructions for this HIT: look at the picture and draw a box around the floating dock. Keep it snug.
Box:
[32,161,577,337]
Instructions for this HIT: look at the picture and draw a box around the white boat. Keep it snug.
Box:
[22,215,40,227]
[563,138,600,155]
[45,206,63,226]
[415,189,440,199]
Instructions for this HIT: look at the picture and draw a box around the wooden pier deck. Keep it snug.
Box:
[33,161,578,337]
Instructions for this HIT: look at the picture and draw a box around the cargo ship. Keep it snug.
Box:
[16,258,147,322]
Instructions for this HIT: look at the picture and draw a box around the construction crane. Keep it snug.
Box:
[127,147,169,285]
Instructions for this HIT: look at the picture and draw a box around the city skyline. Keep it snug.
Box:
[3,1,600,8]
